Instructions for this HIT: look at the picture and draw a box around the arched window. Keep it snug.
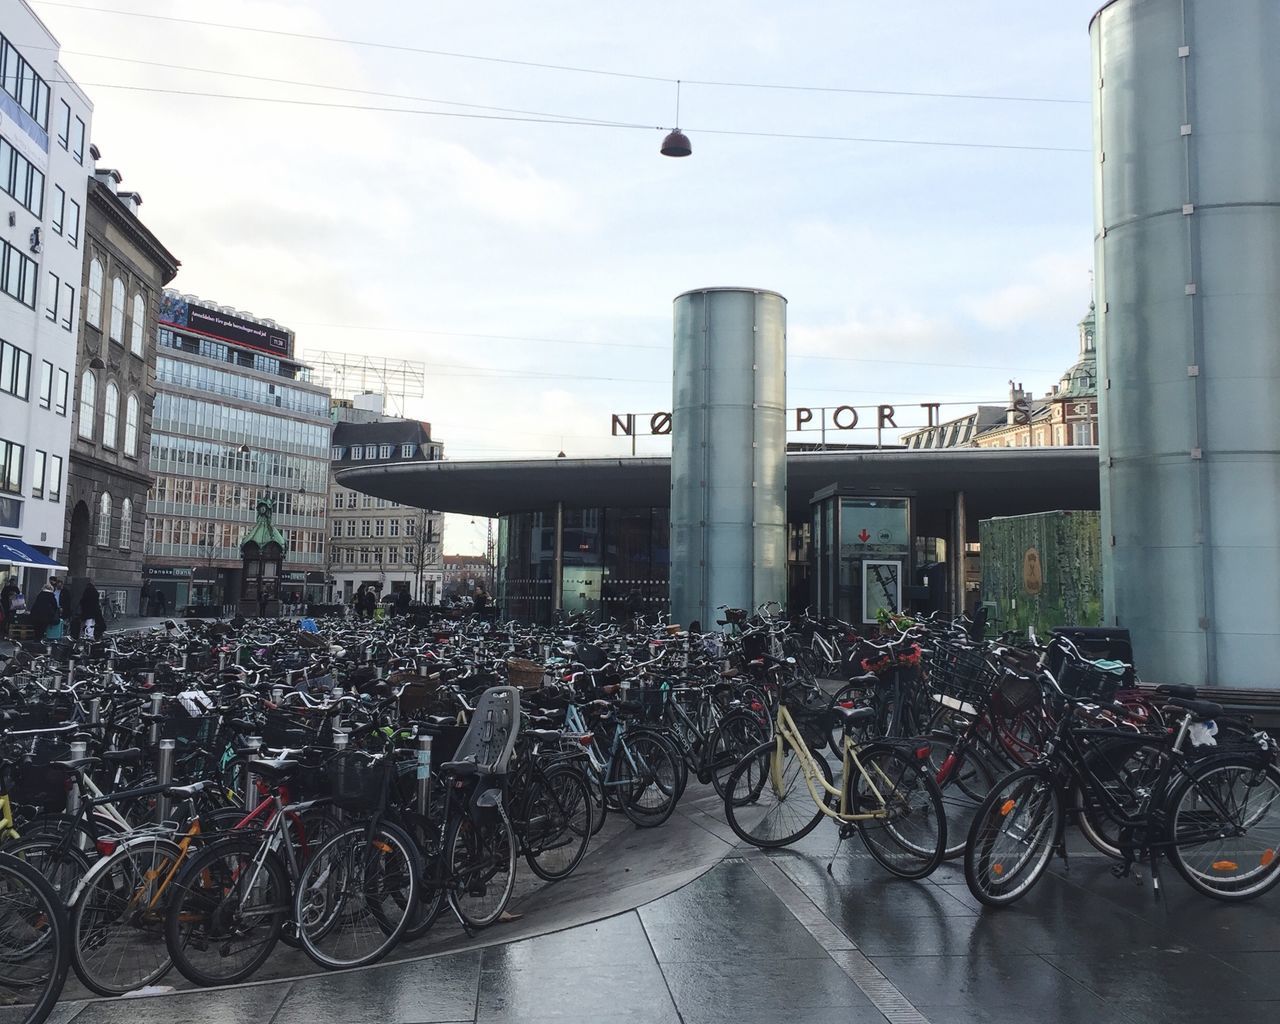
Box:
[97,491,112,546]
[119,497,132,550]
[130,293,145,355]
[78,371,96,440]
[109,278,125,343]
[103,381,119,449]
[87,258,103,328]
[124,393,140,456]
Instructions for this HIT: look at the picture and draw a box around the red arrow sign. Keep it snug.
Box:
[858,529,870,542]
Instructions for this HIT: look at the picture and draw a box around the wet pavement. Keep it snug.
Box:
[44,822,1280,1024]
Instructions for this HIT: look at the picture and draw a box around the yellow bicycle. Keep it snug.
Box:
[723,691,946,878]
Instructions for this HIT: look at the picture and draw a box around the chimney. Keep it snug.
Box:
[117,191,142,215]
[94,169,122,194]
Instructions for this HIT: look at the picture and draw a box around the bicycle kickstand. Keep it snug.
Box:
[826,826,852,876]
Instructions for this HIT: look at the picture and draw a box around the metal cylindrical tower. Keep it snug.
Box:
[1092,0,1280,686]
[670,288,787,628]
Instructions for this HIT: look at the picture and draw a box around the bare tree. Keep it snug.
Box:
[406,511,432,603]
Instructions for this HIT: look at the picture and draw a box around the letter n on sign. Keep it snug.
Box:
[611,414,635,436]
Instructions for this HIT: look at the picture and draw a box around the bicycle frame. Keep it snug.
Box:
[771,704,889,823]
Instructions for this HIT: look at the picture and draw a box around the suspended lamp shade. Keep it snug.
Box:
[660,129,692,157]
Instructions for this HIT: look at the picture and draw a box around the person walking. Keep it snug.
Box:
[395,588,410,617]
[139,580,151,617]
[472,585,489,618]
[30,580,61,640]
[256,586,268,618]
[79,579,104,640]
[0,578,20,636]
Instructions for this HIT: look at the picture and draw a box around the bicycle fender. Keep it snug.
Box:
[68,834,184,907]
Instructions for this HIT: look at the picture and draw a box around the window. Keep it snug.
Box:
[331,520,342,538]
[0,136,45,217]
[119,498,132,550]
[44,270,57,322]
[330,446,345,460]
[358,547,369,565]
[374,519,385,537]
[129,293,145,355]
[343,548,354,564]
[350,445,362,460]
[66,199,79,247]
[30,449,45,498]
[47,454,61,500]
[60,282,73,331]
[102,381,119,448]
[389,519,400,537]
[109,278,125,343]
[57,99,69,149]
[97,492,112,546]
[346,492,356,508]
[0,239,36,308]
[360,493,372,508]
[405,518,416,537]
[331,491,343,509]
[360,519,371,538]
[386,548,397,565]
[78,371,96,439]
[0,340,30,399]
[404,546,415,565]
[345,520,356,537]
[378,444,392,459]
[55,370,68,415]
[50,185,64,235]
[0,438,23,494]
[38,360,51,408]
[400,443,414,458]
[1072,421,1094,446]
[74,117,85,164]
[87,259,103,327]
[124,394,139,456]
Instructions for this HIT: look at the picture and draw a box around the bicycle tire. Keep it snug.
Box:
[925,733,998,860]
[723,738,832,848]
[850,743,947,879]
[1166,759,1280,902]
[164,836,289,987]
[521,764,593,882]
[963,767,1061,907]
[614,732,680,827]
[295,821,419,969]
[0,851,71,1024]
[446,811,516,929]
[1,835,93,906]
[706,710,768,799]
[70,836,181,997]
[632,727,688,801]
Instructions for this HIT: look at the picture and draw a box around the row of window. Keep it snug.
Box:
[328,544,436,567]
[28,448,63,501]
[0,36,50,133]
[331,517,430,539]
[87,261,145,355]
[44,271,75,332]
[152,388,330,455]
[50,186,80,247]
[95,493,133,549]
[0,134,43,218]
[147,476,326,523]
[38,361,69,415]
[1,239,37,309]
[144,516,326,559]
[331,443,440,462]
[331,489,420,510]
[149,432,328,488]
[154,349,329,418]
[77,373,141,456]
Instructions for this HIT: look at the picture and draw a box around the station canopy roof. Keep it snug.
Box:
[337,447,1101,536]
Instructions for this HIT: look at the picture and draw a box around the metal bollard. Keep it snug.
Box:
[180,652,188,671]
[271,685,284,705]
[373,665,383,681]
[333,728,349,751]
[88,698,101,727]
[219,650,227,671]
[242,736,262,812]
[143,671,155,688]
[66,740,87,818]
[416,735,433,815]
[155,738,176,824]
[148,693,164,746]
[418,662,430,678]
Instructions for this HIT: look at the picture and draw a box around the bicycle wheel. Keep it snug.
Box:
[634,727,688,801]
[723,738,831,848]
[70,836,180,997]
[1167,760,1280,901]
[0,851,70,1024]
[446,810,516,929]
[964,767,1061,907]
[1,835,93,907]
[295,822,418,969]
[522,764,592,882]
[850,744,947,879]
[1075,735,1166,860]
[614,733,680,827]
[826,680,879,752]
[926,735,997,860]
[164,837,288,987]
[707,710,767,799]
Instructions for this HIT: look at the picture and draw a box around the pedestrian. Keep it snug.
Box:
[395,588,410,616]
[79,579,104,640]
[29,579,62,640]
[473,585,489,617]
[0,578,20,636]
[257,586,268,618]
[139,580,150,617]
[363,587,377,620]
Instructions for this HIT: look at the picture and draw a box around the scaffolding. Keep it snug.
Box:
[304,351,427,416]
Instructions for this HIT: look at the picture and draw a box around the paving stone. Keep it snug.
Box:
[272,952,481,1024]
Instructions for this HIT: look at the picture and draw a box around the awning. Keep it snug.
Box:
[0,538,67,570]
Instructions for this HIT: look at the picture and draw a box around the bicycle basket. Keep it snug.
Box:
[505,658,545,690]
[263,708,334,749]
[992,673,1041,715]
[1058,658,1125,700]
[14,739,73,811]
[324,751,388,811]
[925,644,996,704]
[159,714,220,752]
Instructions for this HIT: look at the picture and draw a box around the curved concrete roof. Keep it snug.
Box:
[337,447,1101,538]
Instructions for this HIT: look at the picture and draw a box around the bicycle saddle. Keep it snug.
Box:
[48,756,99,772]
[102,747,145,764]
[831,704,876,727]
[1157,684,1198,700]
[1165,697,1223,720]
[245,758,300,780]
[441,758,482,777]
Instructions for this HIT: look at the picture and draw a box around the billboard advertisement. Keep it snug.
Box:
[159,294,292,357]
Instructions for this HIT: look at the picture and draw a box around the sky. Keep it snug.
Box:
[29,0,1106,554]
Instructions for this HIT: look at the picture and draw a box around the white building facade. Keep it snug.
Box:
[0,5,93,576]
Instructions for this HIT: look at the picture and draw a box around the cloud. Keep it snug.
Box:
[964,251,1090,331]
